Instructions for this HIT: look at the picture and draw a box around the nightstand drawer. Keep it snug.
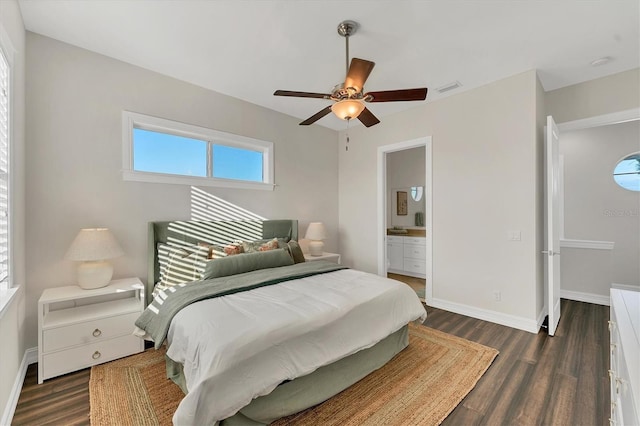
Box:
[43,334,142,380]
[43,311,140,352]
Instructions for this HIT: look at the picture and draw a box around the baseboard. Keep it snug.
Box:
[428,298,540,334]
[611,283,640,292]
[1,347,37,426]
[560,289,610,306]
[536,308,547,329]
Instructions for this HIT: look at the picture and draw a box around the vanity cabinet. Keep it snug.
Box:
[387,235,426,278]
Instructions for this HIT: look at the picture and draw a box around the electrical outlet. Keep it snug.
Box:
[493,291,501,301]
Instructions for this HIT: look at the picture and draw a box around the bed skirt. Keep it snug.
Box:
[166,324,409,425]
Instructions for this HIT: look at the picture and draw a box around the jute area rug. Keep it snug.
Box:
[90,323,498,426]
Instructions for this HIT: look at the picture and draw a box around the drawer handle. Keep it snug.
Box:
[608,369,615,380]
[615,377,625,394]
[610,343,617,354]
[92,351,101,360]
[608,320,616,331]
[92,328,102,337]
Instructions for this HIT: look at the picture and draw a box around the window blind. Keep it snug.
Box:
[0,49,9,287]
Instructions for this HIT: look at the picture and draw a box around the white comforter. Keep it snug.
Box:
[166,268,427,425]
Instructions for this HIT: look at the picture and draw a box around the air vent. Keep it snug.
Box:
[436,81,462,94]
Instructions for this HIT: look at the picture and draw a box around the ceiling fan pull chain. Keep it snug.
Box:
[346,121,350,151]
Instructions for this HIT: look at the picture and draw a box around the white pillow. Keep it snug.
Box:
[154,243,207,297]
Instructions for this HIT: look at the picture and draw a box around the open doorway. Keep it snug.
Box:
[556,110,640,303]
[377,137,433,303]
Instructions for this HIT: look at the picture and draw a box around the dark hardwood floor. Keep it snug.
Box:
[12,299,609,425]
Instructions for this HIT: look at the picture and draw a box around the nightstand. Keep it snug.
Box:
[37,277,145,384]
[304,252,341,264]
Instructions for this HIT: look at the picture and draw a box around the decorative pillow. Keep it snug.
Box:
[224,243,244,256]
[203,248,294,280]
[198,242,225,259]
[241,238,283,253]
[287,240,306,264]
[154,243,207,297]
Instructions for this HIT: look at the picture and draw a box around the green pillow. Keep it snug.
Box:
[287,240,306,264]
[203,248,294,279]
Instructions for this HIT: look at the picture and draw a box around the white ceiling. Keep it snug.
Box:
[18,0,640,130]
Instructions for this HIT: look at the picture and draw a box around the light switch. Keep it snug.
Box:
[508,231,522,241]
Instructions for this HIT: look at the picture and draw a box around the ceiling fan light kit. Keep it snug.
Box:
[274,20,428,128]
[331,99,365,121]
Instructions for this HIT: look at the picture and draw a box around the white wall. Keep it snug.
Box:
[24,33,339,348]
[339,70,542,330]
[546,68,640,124]
[0,0,26,422]
[386,146,425,228]
[560,120,640,294]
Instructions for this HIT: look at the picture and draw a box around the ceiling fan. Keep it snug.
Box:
[274,20,428,128]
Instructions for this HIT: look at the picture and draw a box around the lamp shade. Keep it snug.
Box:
[331,99,365,121]
[305,222,327,257]
[305,222,327,241]
[65,228,124,261]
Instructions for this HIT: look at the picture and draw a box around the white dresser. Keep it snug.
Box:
[609,288,640,425]
[387,235,426,278]
[38,277,145,383]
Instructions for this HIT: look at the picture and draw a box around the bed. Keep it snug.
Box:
[135,219,426,425]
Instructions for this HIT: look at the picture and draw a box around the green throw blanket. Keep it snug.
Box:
[136,260,347,349]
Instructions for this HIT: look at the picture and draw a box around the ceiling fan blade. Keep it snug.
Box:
[299,106,333,126]
[365,88,428,103]
[344,58,375,93]
[357,107,380,128]
[274,90,332,99]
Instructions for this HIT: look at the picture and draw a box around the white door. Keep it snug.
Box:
[545,115,561,336]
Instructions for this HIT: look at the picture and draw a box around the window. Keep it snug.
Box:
[0,43,10,290]
[122,111,274,190]
[613,152,640,192]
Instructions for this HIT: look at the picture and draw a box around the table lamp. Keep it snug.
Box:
[65,228,124,289]
[305,222,327,256]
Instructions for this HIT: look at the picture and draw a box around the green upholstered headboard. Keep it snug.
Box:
[146,219,298,305]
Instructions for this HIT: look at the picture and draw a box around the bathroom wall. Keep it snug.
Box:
[386,146,426,228]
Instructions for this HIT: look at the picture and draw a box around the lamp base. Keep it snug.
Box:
[308,240,324,256]
[77,261,113,289]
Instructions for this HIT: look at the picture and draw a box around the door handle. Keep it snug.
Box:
[541,250,561,256]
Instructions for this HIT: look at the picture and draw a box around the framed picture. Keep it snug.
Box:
[397,191,408,215]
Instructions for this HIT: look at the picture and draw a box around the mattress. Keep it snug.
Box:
[165,267,427,425]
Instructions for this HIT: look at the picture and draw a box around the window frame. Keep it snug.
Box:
[0,24,13,292]
[122,111,275,191]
